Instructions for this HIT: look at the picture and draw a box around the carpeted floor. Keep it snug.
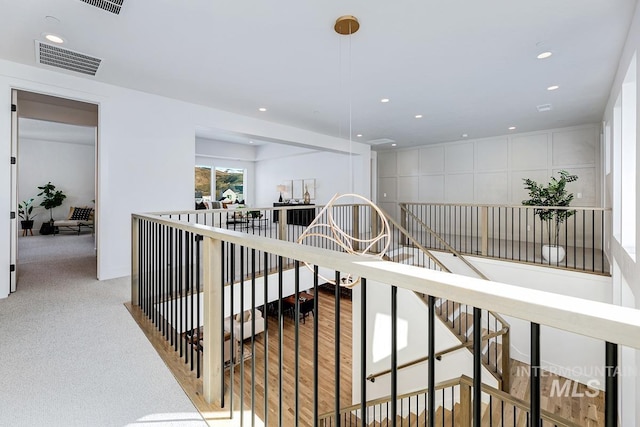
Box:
[0,233,207,427]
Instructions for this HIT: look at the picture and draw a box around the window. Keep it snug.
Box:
[621,54,636,257]
[195,165,212,200]
[215,167,245,201]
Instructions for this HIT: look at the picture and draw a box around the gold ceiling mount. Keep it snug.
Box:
[334,15,359,35]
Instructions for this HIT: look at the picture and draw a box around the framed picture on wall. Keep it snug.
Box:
[291,179,303,200]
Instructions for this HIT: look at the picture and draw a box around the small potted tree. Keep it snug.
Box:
[522,170,578,263]
[37,182,67,235]
[18,198,37,235]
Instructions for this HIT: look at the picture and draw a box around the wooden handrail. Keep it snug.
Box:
[400,204,489,280]
[398,202,611,212]
[319,374,583,427]
[366,328,508,382]
[382,213,452,273]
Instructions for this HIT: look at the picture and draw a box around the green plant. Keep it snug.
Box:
[522,170,578,247]
[18,198,37,221]
[37,182,67,222]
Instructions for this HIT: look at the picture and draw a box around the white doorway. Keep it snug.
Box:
[10,90,98,292]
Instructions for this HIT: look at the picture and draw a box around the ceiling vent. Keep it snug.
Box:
[79,0,124,14]
[366,138,396,145]
[36,41,102,76]
[537,103,553,112]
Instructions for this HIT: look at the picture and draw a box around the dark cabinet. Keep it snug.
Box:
[273,203,315,227]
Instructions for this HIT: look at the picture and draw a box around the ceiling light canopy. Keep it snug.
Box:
[334,15,360,35]
[537,51,553,59]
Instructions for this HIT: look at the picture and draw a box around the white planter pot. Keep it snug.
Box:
[542,245,566,263]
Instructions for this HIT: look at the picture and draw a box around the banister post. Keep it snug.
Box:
[399,203,408,245]
[460,380,472,427]
[277,208,287,241]
[501,328,511,392]
[371,209,380,254]
[352,205,360,251]
[131,215,139,306]
[203,236,223,404]
[481,206,489,256]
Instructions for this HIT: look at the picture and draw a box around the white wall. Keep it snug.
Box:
[254,149,368,208]
[377,124,600,221]
[0,58,370,298]
[18,138,95,229]
[602,2,640,425]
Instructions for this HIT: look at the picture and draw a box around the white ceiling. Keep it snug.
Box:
[1,0,636,150]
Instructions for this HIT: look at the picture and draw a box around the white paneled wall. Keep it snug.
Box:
[378,124,600,220]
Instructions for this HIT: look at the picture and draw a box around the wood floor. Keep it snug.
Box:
[127,288,352,427]
[129,291,605,427]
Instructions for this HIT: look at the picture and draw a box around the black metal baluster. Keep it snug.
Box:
[295,260,300,427]
[605,342,618,427]
[264,251,269,427]
[473,307,481,426]
[220,243,226,409]
[315,265,320,427]
[391,285,397,427]
[240,247,245,426]
[278,256,284,427]
[360,277,367,427]
[335,270,341,427]
[428,295,435,427]
[251,249,256,427]
[531,323,540,427]
[229,243,235,416]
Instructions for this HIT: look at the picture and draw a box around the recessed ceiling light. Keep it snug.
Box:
[537,51,552,59]
[391,143,397,146]
[461,133,468,138]
[380,98,390,103]
[44,33,64,44]
[258,107,267,112]
[249,140,254,144]
[547,85,560,91]
[356,134,362,137]
[415,114,423,119]
[508,126,517,130]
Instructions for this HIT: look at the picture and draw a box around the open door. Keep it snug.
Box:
[9,89,18,292]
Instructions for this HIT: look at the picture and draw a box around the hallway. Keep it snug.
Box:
[0,234,206,426]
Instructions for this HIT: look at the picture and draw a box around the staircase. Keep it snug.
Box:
[382,212,511,391]
[319,375,582,427]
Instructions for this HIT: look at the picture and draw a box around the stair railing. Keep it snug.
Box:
[319,375,583,427]
[384,209,511,391]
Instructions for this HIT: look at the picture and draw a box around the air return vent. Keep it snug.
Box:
[79,0,124,14]
[366,138,396,145]
[36,41,102,76]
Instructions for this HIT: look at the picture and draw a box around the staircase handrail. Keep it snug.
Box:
[366,327,509,382]
[400,204,488,280]
[381,213,452,273]
[319,375,583,427]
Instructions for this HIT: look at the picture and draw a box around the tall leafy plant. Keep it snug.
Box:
[37,182,67,222]
[522,170,578,247]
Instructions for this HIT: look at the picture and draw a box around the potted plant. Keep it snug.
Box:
[18,198,37,232]
[37,182,66,235]
[522,170,578,263]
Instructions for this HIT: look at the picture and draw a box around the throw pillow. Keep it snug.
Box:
[70,207,93,221]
